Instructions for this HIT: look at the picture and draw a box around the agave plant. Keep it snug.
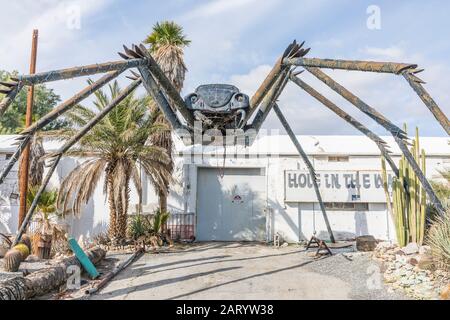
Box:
[427,209,450,271]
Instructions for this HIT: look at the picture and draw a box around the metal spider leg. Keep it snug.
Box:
[12,78,142,246]
[243,40,310,125]
[137,65,188,133]
[289,74,399,177]
[285,57,417,74]
[16,58,147,86]
[0,71,121,186]
[249,69,290,133]
[120,44,194,127]
[0,80,23,117]
[306,67,445,216]
[272,103,335,243]
[402,70,450,135]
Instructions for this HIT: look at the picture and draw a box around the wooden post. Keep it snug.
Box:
[18,29,38,229]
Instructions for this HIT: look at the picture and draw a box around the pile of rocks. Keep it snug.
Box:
[373,242,449,300]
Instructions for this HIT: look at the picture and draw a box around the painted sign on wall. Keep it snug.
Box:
[285,170,395,203]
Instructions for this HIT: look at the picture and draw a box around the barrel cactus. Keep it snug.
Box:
[2,235,32,272]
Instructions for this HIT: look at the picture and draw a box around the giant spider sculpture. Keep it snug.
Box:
[0,40,448,245]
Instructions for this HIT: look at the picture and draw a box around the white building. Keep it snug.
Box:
[0,134,449,244]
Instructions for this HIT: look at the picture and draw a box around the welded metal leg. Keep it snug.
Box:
[250,70,290,133]
[119,44,195,127]
[306,67,408,140]
[273,103,335,243]
[12,154,61,247]
[0,135,31,184]
[307,67,445,216]
[403,71,450,135]
[12,79,142,245]
[289,74,399,177]
[0,83,23,117]
[0,71,124,186]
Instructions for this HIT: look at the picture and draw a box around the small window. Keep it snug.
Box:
[324,202,369,211]
[328,156,349,162]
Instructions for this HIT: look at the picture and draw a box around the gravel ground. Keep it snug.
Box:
[90,243,408,300]
[304,249,409,300]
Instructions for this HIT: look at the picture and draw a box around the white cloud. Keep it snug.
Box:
[362,45,405,59]
[181,0,260,20]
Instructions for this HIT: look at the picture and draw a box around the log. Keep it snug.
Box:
[0,247,105,300]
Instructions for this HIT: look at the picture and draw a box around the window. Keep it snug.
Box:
[328,156,349,162]
[324,202,369,211]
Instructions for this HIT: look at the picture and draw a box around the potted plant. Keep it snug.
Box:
[27,186,59,259]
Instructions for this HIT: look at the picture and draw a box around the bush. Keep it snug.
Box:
[427,209,450,271]
[127,215,151,240]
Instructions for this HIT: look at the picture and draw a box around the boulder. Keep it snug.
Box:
[417,254,436,271]
[402,242,419,255]
[356,235,378,252]
[419,245,432,255]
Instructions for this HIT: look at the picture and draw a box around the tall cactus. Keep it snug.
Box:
[381,126,427,247]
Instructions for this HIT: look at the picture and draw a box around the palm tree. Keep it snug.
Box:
[53,80,173,243]
[144,21,190,213]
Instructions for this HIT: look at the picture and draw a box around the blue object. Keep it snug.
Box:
[68,238,100,279]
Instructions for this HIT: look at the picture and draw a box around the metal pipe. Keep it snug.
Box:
[402,71,450,135]
[21,71,121,136]
[285,57,416,74]
[273,103,335,243]
[139,54,194,126]
[0,84,23,117]
[289,74,399,176]
[12,154,62,247]
[58,79,142,155]
[306,67,444,215]
[0,136,31,185]
[12,79,142,245]
[250,70,290,133]
[16,58,147,86]
[18,29,39,228]
[138,66,186,132]
[306,67,408,140]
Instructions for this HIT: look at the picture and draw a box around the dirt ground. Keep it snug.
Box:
[89,242,407,300]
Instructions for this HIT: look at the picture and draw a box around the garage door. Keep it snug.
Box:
[196,168,267,242]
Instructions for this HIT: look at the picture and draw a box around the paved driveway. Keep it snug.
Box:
[91,243,405,300]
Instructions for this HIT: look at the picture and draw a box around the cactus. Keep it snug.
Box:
[381,126,427,247]
[2,235,32,272]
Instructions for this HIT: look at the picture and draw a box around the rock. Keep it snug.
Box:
[440,284,450,300]
[407,256,419,266]
[357,235,378,252]
[417,254,436,271]
[419,245,431,255]
[402,242,419,255]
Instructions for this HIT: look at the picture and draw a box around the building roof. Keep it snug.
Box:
[0,134,448,157]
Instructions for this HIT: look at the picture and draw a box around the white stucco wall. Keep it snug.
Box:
[0,134,448,244]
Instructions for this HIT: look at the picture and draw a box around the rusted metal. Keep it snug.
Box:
[250,69,290,132]
[0,83,23,117]
[306,67,408,140]
[16,58,147,86]
[18,30,38,229]
[138,66,186,132]
[403,71,450,135]
[21,70,121,136]
[120,45,194,126]
[13,79,142,245]
[285,57,417,74]
[0,136,31,185]
[13,154,62,247]
[273,103,335,243]
[245,41,309,125]
[289,74,399,176]
[305,67,444,215]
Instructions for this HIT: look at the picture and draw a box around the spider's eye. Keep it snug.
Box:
[190,95,198,103]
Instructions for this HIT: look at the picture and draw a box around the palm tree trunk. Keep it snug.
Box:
[107,173,119,241]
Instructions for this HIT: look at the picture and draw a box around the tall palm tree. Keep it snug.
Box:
[144,21,191,213]
[53,80,172,242]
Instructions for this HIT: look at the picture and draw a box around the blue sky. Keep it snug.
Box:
[1,0,449,136]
